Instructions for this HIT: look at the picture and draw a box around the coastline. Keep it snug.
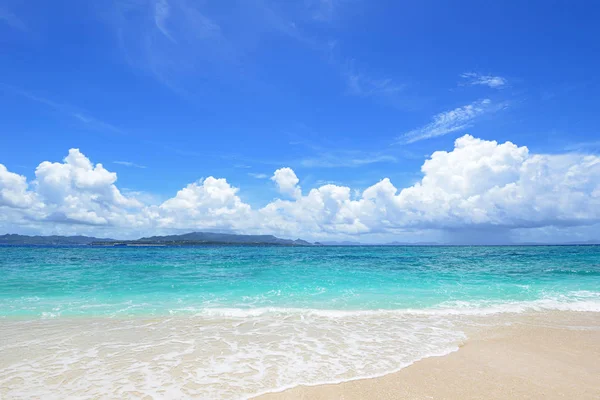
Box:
[0,310,598,398]
[255,311,600,400]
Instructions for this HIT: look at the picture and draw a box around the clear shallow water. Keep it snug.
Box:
[1,245,599,317]
[1,245,599,399]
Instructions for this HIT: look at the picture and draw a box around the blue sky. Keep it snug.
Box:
[1,0,600,243]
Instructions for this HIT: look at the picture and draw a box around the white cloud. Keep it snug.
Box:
[115,0,225,93]
[346,72,404,97]
[460,72,507,88]
[114,161,146,168]
[0,164,36,208]
[154,0,176,42]
[258,184,366,236]
[157,177,251,230]
[4,149,144,227]
[248,172,269,179]
[271,167,302,199]
[300,153,397,168]
[377,135,600,230]
[400,99,493,144]
[2,137,600,242]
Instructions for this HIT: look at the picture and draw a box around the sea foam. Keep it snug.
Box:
[2,292,599,400]
[0,311,465,399]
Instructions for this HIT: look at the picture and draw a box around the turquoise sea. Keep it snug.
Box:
[1,245,599,317]
[1,245,599,399]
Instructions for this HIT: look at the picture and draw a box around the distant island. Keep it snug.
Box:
[0,232,313,247]
[0,234,110,245]
[320,240,441,246]
[91,232,313,247]
[1,233,598,247]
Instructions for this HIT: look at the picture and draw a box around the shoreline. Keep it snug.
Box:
[1,310,598,399]
[254,311,600,400]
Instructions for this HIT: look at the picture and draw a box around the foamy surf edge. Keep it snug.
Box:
[245,346,460,400]
[197,291,600,319]
[2,297,598,399]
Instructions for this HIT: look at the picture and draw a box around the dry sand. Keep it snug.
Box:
[255,312,600,400]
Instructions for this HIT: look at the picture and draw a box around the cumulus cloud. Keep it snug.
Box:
[35,149,141,208]
[259,184,366,236]
[158,176,251,230]
[271,167,302,199]
[1,149,142,228]
[258,136,600,238]
[0,164,36,208]
[1,137,600,242]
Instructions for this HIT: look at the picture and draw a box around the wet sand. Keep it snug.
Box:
[255,312,600,400]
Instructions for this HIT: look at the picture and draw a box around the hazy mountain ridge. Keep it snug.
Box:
[129,232,312,246]
[0,234,112,245]
[1,233,598,246]
[0,232,313,246]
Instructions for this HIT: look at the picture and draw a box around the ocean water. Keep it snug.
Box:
[1,245,599,399]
